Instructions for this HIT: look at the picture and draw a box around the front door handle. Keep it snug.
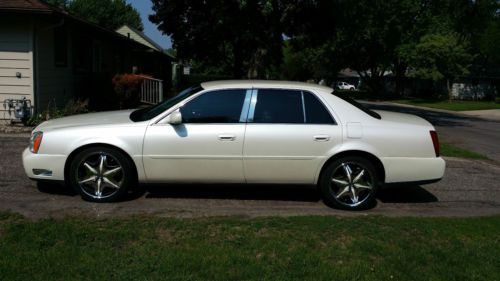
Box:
[218,134,236,141]
[313,135,330,142]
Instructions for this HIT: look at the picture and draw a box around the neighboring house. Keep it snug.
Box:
[336,68,362,89]
[450,65,500,100]
[0,0,173,120]
[116,24,165,53]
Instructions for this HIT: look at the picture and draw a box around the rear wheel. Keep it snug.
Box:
[68,147,135,202]
[319,156,379,210]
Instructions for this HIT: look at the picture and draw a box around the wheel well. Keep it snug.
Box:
[318,150,385,184]
[64,143,138,183]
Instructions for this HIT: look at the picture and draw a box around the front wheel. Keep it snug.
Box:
[319,157,379,210]
[68,147,135,202]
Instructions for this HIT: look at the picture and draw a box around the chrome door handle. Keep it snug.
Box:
[313,135,330,141]
[218,135,236,141]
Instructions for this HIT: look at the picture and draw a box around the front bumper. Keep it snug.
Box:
[22,148,67,181]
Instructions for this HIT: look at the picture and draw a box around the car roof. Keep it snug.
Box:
[201,80,333,93]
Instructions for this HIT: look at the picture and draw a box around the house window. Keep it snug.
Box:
[54,26,67,67]
[73,36,92,72]
[92,42,103,73]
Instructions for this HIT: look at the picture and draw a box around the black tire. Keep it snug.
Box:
[319,156,379,210]
[68,146,135,203]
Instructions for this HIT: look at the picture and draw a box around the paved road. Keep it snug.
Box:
[1,136,499,218]
[364,102,500,163]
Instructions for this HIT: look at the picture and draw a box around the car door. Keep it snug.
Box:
[143,89,250,183]
[243,89,342,184]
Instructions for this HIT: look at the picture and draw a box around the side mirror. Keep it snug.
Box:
[167,109,183,125]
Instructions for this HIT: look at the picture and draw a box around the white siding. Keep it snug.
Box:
[0,18,34,120]
[116,25,161,51]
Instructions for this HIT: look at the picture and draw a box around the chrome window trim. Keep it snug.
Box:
[246,89,258,123]
[239,89,253,123]
[301,91,306,123]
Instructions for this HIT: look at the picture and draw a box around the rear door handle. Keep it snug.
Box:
[313,135,330,141]
[218,134,236,141]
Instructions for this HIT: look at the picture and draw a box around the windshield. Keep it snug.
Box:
[130,85,202,122]
[333,92,381,119]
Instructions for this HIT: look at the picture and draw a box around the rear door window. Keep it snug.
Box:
[251,89,335,124]
[252,89,303,124]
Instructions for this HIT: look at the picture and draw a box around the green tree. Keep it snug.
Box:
[402,33,472,99]
[68,0,143,31]
[282,0,427,94]
[150,0,284,78]
[479,1,500,64]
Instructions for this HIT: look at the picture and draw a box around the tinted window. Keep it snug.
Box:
[181,89,246,123]
[253,89,304,123]
[303,92,335,124]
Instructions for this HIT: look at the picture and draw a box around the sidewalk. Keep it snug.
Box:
[459,109,500,122]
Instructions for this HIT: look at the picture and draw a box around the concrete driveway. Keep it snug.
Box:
[1,135,499,219]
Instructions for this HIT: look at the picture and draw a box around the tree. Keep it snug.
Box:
[68,0,143,31]
[150,0,284,78]
[402,33,472,99]
[282,0,428,94]
[479,1,500,64]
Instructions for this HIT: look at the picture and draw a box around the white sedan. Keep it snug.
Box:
[335,81,356,91]
[23,80,445,210]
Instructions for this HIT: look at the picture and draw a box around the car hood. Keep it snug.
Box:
[35,109,136,131]
[374,110,432,127]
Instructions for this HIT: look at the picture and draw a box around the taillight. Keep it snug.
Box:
[430,130,440,157]
[29,132,43,153]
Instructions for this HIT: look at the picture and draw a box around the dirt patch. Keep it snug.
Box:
[0,121,32,134]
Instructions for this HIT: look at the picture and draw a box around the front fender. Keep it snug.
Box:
[39,124,147,181]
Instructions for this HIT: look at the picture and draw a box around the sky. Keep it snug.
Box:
[125,0,172,50]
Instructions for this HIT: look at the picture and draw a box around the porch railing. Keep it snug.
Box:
[140,76,164,104]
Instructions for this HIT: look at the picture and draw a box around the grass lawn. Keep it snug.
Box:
[391,99,500,111]
[0,212,499,281]
[440,143,489,160]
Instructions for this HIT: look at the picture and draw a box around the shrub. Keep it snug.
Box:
[25,98,89,127]
[112,74,148,109]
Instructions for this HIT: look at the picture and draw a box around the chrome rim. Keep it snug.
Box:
[330,162,374,207]
[76,152,123,199]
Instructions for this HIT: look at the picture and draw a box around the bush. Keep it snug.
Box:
[25,99,89,127]
[112,74,148,109]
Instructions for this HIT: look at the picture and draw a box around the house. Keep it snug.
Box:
[0,0,173,120]
[115,24,176,90]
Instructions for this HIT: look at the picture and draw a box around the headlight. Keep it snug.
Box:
[29,131,43,153]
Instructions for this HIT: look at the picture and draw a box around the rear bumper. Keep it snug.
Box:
[381,157,446,184]
[22,148,66,181]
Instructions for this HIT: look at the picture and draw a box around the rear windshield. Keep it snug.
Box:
[333,92,381,119]
[130,86,202,122]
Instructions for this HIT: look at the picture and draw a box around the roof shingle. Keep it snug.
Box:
[0,0,52,12]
